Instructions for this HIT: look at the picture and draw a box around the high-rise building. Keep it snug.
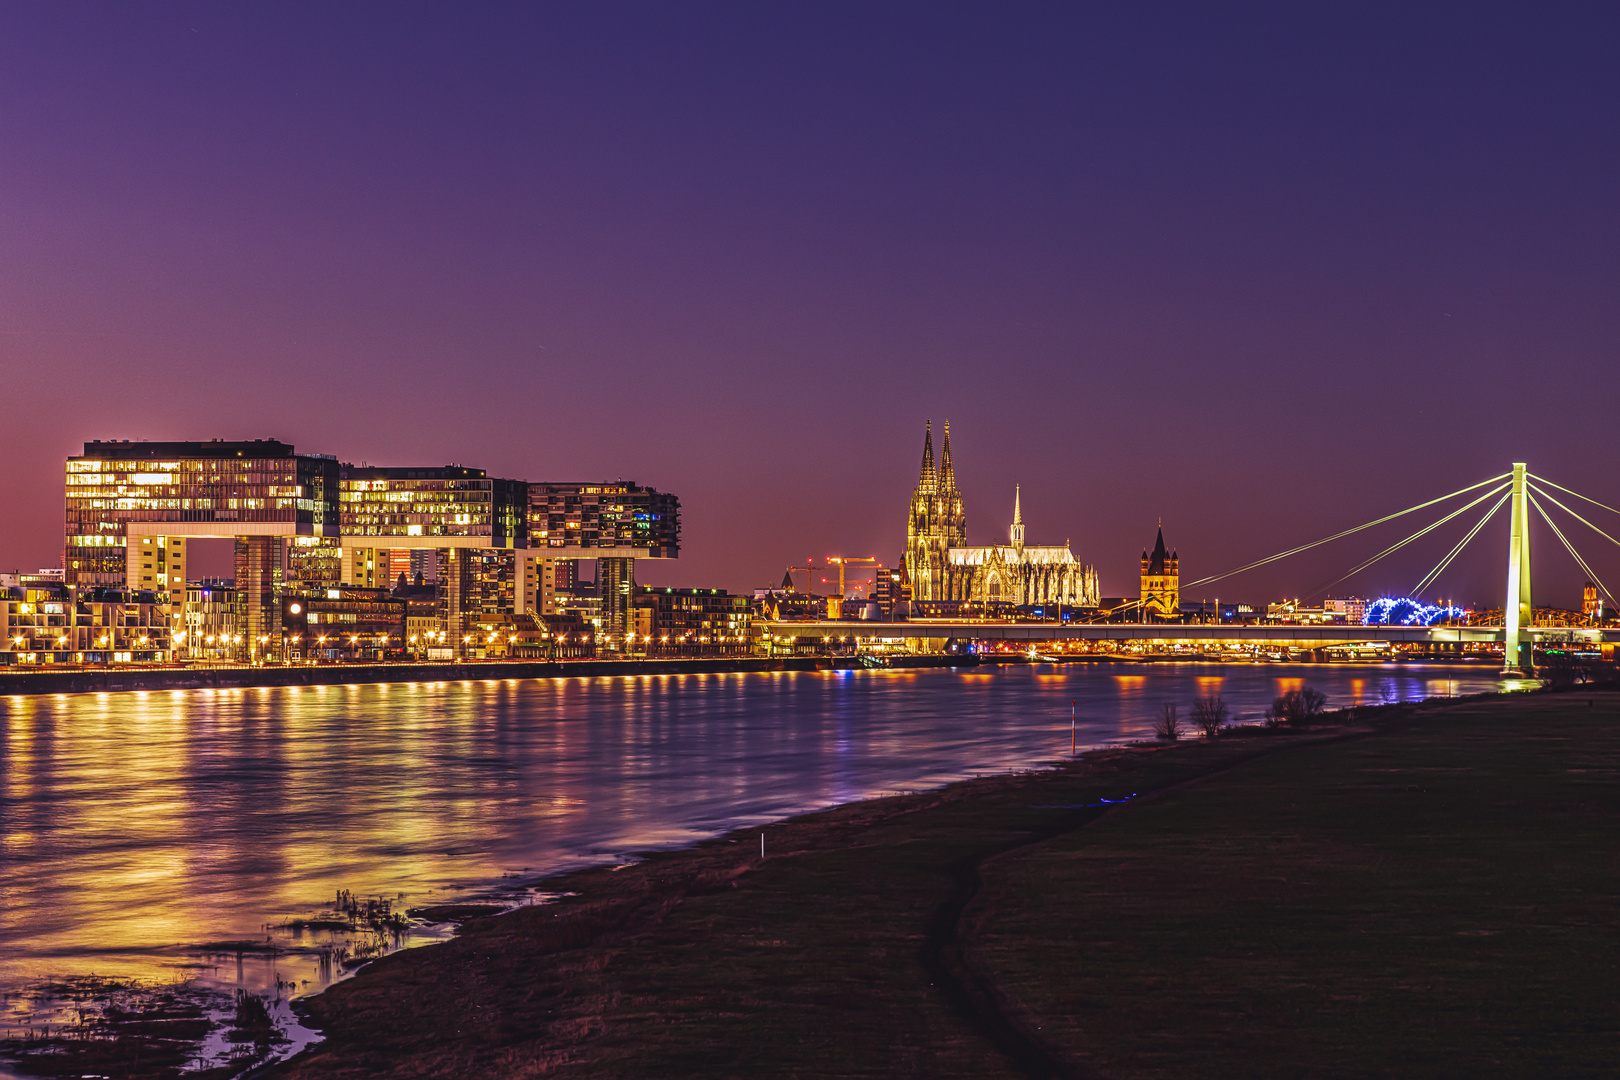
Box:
[65,440,341,640]
[285,536,342,591]
[63,441,680,661]
[1140,526,1180,619]
[521,482,680,651]
[339,464,527,649]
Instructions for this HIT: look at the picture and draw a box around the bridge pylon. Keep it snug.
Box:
[1503,462,1534,675]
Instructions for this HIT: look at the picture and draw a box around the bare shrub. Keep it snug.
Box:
[1152,703,1183,741]
[1540,651,1595,690]
[1273,686,1328,727]
[1192,696,1228,739]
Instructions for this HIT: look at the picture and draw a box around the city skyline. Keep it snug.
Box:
[2,7,1618,607]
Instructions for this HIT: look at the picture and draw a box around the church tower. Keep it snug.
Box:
[1140,524,1179,619]
[904,420,965,601]
[1009,484,1025,551]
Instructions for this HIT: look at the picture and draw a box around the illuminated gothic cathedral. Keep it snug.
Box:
[904,421,1099,607]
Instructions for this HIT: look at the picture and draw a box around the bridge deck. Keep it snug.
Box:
[760,621,1619,645]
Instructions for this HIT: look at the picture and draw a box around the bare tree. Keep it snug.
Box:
[1273,686,1328,726]
[1191,696,1228,739]
[1153,702,1183,741]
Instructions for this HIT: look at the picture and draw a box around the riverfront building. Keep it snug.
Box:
[2,582,171,664]
[64,440,341,645]
[279,586,407,662]
[1140,526,1180,618]
[903,422,1099,609]
[339,464,528,645]
[54,439,682,663]
[523,482,681,651]
[179,581,245,661]
[630,586,751,655]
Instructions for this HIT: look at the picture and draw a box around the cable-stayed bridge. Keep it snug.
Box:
[762,463,1620,672]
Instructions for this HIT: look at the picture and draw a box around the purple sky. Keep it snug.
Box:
[2,5,1618,607]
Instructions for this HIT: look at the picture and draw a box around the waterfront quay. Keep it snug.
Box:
[0,654,832,696]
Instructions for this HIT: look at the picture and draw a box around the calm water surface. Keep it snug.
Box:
[0,663,1504,1000]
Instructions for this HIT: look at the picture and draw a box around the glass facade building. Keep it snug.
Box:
[520,483,681,644]
[528,482,679,555]
[339,466,526,546]
[58,441,681,663]
[66,440,341,585]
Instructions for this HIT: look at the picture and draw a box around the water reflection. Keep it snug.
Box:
[1,663,1504,997]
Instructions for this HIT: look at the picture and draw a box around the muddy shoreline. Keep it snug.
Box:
[266,691,1523,1078]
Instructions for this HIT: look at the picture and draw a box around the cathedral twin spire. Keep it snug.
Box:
[918,419,958,494]
[904,420,1097,608]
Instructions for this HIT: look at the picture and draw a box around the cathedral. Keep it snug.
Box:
[903,421,1099,608]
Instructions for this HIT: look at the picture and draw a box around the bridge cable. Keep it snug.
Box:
[1527,475,1620,518]
[1527,491,1618,605]
[1182,473,1511,590]
[1300,483,1511,600]
[1526,483,1620,558]
[1411,491,1510,598]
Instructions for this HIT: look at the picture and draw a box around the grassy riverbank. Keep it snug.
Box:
[263,687,1619,1079]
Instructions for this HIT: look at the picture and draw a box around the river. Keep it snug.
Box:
[0,662,1507,1008]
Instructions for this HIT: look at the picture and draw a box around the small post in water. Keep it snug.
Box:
[760,832,765,860]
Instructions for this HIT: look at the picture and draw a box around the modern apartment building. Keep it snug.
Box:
[2,582,172,664]
[64,440,341,643]
[630,587,750,656]
[279,586,407,662]
[61,441,679,661]
[338,464,527,645]
[522,482,680,650]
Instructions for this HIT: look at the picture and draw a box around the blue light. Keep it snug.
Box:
[1362,596,1465,626]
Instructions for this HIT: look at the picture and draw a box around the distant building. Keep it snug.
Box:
[181,582,246,660]
[1140,526,1179,619]
[903,421,1098,608]
[632,587,750,655]
[1324,597,1369,623]
[1583,582,1604,622]
[280,586,406,662]
[286,536,342,592]
[539,612,596,658]
[392,576,441,656]
[2,582,171,665]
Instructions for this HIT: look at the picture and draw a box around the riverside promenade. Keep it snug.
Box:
[0,654,981,696]
[0,656,820,695]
